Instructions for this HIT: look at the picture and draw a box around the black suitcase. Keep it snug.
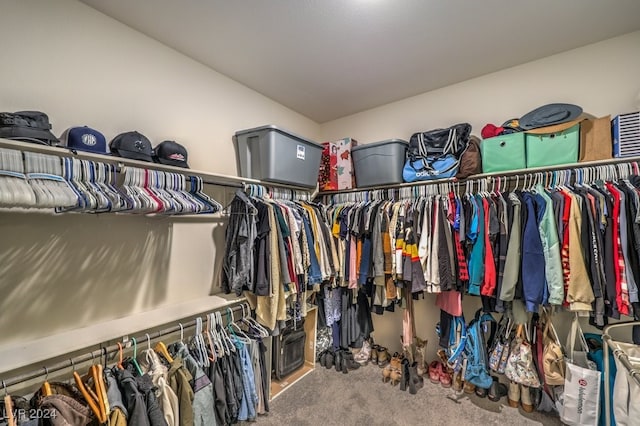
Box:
[273,319,306,380]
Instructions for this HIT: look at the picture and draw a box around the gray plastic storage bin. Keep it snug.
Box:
[352,139,408,187]
[233,125,323,188]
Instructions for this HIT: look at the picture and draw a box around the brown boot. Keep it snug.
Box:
[390,368,402,386]
[414,337,428,376]
[507,381,520,408]
[520,385,534,413]
[377,347,390,368]
[452,369,463,392]
[370,344,380,366]
[382,364,392,383]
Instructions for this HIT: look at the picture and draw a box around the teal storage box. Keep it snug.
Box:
[525,123,580,168]
[481,132,526,173]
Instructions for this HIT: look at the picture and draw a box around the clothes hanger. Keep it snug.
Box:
[205,313,217,362]
[208,313,225,358]
[41,367,52,397]
[216,311,234,354]
[3,381,15,426]
[154,340,174,364]
[193,317,210,368]
[227,307,250,343]
[116,342,124,370]
[242,302,269,337]
[73,364,108,423]
[130,338,144,376]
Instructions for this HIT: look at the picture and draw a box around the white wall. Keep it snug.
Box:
[320,31,640,360]
[321,31,640,143]
[0,0,320,352]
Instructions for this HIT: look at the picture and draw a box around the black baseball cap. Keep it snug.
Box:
[109,131,153,162]
[153,140,189,168]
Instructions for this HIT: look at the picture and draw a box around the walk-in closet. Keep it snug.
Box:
[1,1,640,425]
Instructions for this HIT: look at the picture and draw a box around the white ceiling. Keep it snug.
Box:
[81,0,640,123]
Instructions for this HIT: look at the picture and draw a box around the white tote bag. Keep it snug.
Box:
[610,340,640,426]
[559,316,602,426]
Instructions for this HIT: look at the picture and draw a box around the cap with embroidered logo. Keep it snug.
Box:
[109,131,153,162]
[153,140,189,168]
[60,126,108,154]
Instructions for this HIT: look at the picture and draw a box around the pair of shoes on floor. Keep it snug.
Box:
[370,344,390,367]
[382,352,403,385]
[319,349,335,369]
[473,376,507,402]
[400,359,424,395]
[354,338,372,365]
[507,381,534,412]
[334,348,360,374]
[428,360,452,388]
[414,337,428,377]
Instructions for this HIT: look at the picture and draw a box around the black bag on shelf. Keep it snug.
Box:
[273,318,306,381]
[0,111,59,145]
[408,122,472,160]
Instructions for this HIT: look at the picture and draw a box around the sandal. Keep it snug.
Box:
[475,386,488,398]
[428,361,442,384]
[439,367,452,388]
[463,381,476,394]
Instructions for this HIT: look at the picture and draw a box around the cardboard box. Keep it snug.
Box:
[579,115,612,162]
[318,142,337,191]
[318,137,357,190]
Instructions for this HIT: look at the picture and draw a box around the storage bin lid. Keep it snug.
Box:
[234,124,322,148]
[352,139,408,151]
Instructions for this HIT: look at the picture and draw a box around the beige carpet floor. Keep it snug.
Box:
[258,363,564,426]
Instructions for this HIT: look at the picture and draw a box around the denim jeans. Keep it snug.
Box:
[237,343,258,421]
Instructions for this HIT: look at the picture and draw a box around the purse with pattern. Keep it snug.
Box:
[488,315,512,373]
[504,324,541,388]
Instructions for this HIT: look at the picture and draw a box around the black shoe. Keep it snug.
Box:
[334,351,343,373]
[488,379,508,402]
[319,350,328,367]
[409,362,423,395]
[325,350,335,369]
[475,386,488,398]
[399,359,410,392]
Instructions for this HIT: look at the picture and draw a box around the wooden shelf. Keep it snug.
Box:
[270,364,315,400]
[0,137,313,192]
[317,154,640,195]
[0,294,244,375]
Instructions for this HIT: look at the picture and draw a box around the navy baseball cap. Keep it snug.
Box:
[153,140,189,168]
[59,126,107,154]
[109,131,153,162]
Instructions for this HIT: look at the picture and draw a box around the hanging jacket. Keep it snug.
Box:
[136,374,169,426]
[535,185,564,305]
[222,191,257,296]
[468,195,484,296]
[138,350,179,426]
[105,368,129,420]
[521,193,546,312]
[169,343,216,426]
[113,367,151,426]
[566,192,595,311]
[167,358,194,426]
[500,193,521,302]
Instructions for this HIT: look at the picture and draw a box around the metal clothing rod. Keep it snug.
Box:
[0,302,247,390]
[603,321,640,426]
